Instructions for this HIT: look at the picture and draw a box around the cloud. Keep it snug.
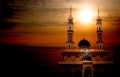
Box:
[0,0,120,46]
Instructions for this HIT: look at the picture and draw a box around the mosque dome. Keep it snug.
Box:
[78,39,91,48]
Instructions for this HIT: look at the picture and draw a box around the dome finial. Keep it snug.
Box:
[83,33,85,39]
[70,5,72,17]
[98,7,99,17]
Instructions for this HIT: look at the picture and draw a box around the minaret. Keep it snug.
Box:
[66,7,74,49]
[96,8,103,50]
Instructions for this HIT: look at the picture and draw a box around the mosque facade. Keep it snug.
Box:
[59,7,114,77]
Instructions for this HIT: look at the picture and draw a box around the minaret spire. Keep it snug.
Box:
[96,7,103,50]
[70,6,72,16]
[69,6,73,19]
[98,7,99,17]
[66,6,74,49]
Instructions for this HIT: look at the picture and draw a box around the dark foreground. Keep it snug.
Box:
[1,44,120,77]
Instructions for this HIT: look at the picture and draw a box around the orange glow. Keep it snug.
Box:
[0,1,120,47]
[78,9,94,23]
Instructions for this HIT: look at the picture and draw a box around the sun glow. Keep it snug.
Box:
[78,9,94,23]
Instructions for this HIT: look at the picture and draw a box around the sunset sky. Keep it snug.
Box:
[0,0,120,47]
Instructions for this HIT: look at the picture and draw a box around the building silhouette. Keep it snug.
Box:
[59,7,114,77]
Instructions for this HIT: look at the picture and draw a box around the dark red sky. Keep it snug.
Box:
[0,0,120,47]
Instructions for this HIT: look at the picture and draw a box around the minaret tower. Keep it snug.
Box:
[66,7,74,49]
[96,8,103,50]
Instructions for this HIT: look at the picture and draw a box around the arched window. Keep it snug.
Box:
[99,45,101,50]
[84,67,92,77]
[68,45,70,49]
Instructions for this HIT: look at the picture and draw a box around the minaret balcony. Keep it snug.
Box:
[67,30,73,32]
[96,30,103,32]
